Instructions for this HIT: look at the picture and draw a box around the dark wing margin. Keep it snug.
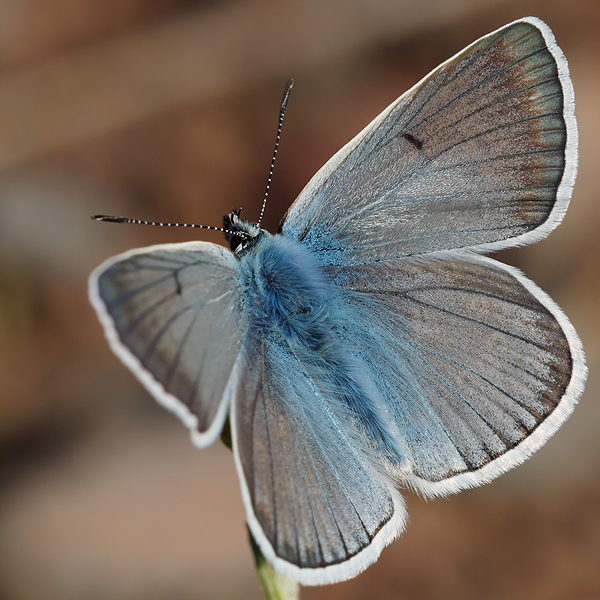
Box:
[231,328,407,585]
[280,17,577,266]
[329,253,586,496]
[89,241,247,448]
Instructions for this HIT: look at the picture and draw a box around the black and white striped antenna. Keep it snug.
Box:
[257,78,293,226]
[92,79,294,234]
[91,215,233,235]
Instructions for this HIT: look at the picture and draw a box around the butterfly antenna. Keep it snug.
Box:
[91,215,246,239]
[257,78,294,227]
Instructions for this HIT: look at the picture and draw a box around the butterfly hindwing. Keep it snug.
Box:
[89,242,247,447]
[329,253,586,495]
[280,18,577,265]
[231,326,407,585]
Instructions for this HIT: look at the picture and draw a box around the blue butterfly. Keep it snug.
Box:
[89,17,586,586]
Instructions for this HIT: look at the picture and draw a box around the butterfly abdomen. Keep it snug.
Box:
[239,233,407,467]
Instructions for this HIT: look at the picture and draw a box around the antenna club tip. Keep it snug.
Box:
[92,215,128,223]
[282,79,294,103]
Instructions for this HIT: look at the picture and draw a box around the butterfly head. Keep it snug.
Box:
[223,209,263,254]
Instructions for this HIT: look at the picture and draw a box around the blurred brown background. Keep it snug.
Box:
[0,0,598,599]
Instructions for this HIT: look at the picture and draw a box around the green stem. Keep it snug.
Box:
[221,419,301,600]
[249,527,301,600]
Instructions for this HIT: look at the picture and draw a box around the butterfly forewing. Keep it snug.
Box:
[329,253,585,495]
[280,18,576,265]
[89,243,247,446]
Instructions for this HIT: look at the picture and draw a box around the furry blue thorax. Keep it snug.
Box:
[226,210,332,349]
[238,232,332,351]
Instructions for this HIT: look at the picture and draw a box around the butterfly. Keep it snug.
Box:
[89,17,586,586]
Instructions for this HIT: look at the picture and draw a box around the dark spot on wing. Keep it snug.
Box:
[402,132,423,150]
[173,270,182,295]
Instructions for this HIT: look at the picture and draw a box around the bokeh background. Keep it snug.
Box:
[0,1,599,599]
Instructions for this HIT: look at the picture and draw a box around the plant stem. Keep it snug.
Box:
[221,419,301,600]
[249,528,300,600]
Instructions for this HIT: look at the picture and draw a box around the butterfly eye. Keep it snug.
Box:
[223,209,262,254]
